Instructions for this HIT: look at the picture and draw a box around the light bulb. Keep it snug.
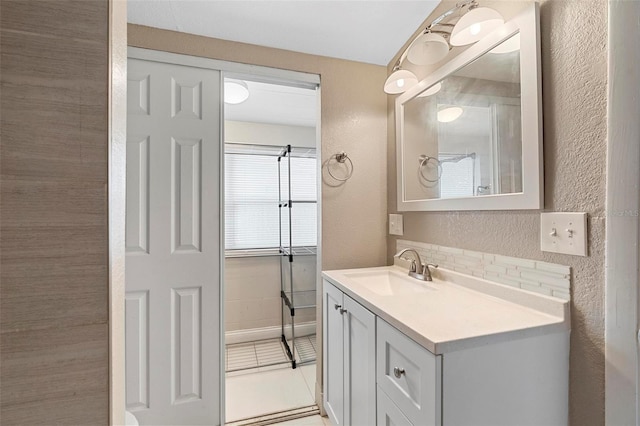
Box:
[469,23,482,35]
[397,79,405,88]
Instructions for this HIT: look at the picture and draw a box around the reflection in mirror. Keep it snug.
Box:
[402,32,522,202]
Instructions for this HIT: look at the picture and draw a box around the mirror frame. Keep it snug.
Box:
[396,3,542,211]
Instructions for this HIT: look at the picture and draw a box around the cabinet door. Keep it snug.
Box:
[344,295,376,426]
[323,281,345,425]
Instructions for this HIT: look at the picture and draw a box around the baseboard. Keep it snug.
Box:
[225,322,316,345]
[225,405,319,426]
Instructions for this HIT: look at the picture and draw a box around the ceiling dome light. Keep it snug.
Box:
[384,69,418,95]
[450,7,504,46]
[407,32,450,65]
[417,82,443,98]
[490,33,521,54]
[437,106,463,123]
[224,80,250,104]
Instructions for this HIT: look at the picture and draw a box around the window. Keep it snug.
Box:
[439,153,477,198]
[225,144,317,251]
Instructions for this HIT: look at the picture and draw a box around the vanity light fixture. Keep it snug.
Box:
[384,0,504,95]
[383,69,419,94]
[449,7,504,46]
[224,79,250,104]
[437,106,463,123]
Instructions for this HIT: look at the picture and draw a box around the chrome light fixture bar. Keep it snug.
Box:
[384,0,504,95]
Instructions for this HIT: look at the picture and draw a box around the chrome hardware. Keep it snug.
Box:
[327,152,354,182]
[334,304,342,310]
[395,248,439,281]
[393,367,405,378]
[340,308,348,314]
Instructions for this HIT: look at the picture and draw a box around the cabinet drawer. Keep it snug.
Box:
[377,387,412,426]
[376,318,441,426]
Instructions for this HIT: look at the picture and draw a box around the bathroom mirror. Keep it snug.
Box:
[396,4,542,211]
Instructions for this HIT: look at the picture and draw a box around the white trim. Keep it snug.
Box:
[127,46,320,87]
[218,72,227,426]
[225,322,317,345]
[315,83,324,411]
[109,0,127,424]
[396,3,543,212]
[605,1,640,424]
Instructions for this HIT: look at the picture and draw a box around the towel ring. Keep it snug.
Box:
[328,152,354,181]
[418,155,442,182]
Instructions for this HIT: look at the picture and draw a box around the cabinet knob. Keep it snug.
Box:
[334,304,347,314]
[393,367,405,378]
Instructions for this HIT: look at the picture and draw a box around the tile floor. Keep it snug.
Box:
[225,363,318,423]
[226,336,317,372]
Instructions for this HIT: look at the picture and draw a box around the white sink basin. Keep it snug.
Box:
[342,270,435,296]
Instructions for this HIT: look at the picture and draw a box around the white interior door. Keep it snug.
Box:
[125,56,221,425]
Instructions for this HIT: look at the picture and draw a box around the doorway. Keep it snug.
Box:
[123,48,321,425]
[222,77,320,424]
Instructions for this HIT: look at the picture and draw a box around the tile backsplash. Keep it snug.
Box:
[396,240,571,300]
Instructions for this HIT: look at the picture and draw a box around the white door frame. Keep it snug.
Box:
[109,0,128,424]
[605,0,640,425]
[109,13,322,420]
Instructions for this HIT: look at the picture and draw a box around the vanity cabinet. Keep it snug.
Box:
[322,269,569,426]
[323,281,376,426]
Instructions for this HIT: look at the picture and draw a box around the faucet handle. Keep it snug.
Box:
[407,259,417,273]
[420,263,438,274]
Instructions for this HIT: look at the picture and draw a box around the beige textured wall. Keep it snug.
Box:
[129,24,389,271]
[0,0,110,423]
[225,256,316,332]
[387,1,607,424]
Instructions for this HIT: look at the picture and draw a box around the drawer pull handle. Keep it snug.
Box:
[340,308,348,314]
[393,367,405,378]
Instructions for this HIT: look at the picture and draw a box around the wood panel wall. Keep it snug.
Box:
[1,1,110,423]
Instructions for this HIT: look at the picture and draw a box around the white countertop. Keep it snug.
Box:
[322,265,570,354]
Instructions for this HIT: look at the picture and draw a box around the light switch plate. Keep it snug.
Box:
[540,212,588,256]
[389,214,403,236]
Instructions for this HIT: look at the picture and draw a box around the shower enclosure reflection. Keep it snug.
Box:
[402,32,523,202]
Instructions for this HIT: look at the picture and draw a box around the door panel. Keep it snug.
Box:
[126,57,221,425]
[323,281,345,426]
[344,294,376,426]
[125,291,149,410]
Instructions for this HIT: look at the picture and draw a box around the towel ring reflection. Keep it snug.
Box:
[327,152,354,181]
[418,155,442,182]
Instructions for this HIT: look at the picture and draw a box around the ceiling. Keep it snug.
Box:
[128,0,439,66]
[129,1,440,128]
[224,79,317,127]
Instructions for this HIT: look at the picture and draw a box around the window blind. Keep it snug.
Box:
[439,154,476,198]
[225,146,317,250]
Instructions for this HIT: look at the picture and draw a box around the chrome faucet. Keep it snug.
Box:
[395,248,438,281]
